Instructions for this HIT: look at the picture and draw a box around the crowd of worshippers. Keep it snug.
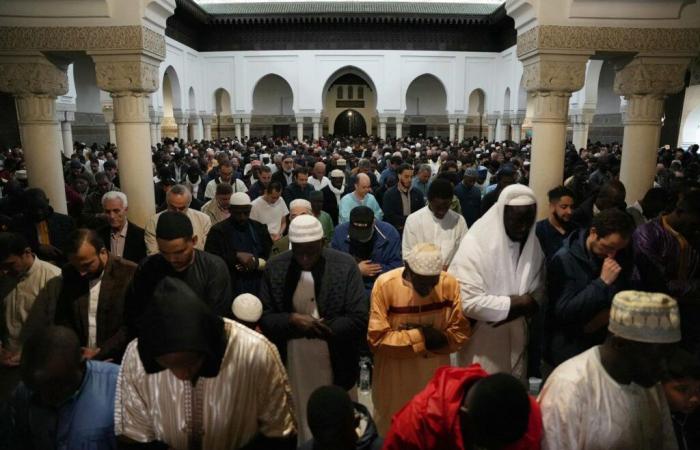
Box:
[0,133,699,450]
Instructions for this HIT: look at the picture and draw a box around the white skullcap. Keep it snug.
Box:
[232,293,263,323]
[337,158,347,166]
[289,198,312,212]
[289,215,324,243]
[609,291,681,344]
[330,169,345,178]
[229,192,251,206]
[415,143,422,149]
[405,243,443,276]
[506,195,536,206]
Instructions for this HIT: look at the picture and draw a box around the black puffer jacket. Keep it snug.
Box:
[259,248,368,390]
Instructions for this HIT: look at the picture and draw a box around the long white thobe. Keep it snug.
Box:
[402,206,467,267]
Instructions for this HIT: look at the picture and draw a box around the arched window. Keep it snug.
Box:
[358,86,364,99]
[337,86,343,99]
[348,86,354,100]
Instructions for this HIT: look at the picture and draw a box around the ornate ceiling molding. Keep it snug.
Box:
[0,26,166,60]
[517,25,700,59]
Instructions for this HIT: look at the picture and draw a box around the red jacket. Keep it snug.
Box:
[383,364,542,450]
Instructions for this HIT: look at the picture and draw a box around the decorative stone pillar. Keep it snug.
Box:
[92,54,160,228]
[233,116,242,140]
[155,111,163,144]
[457,118,466,143]
[615,57,690,205]
[522,53,590,219]
[173,109,188,141]
[499,112,511,141]
[395,115,404,139]
[378,116,388,140]
[448,116,458,142]
[201,114,213,141]
[103,104,117,145]
[0,56,69,214]
[569,109,594,150]
[241,114,251,140]
[149,107,159,147]
[295,115,305,140]
[59,111,75,157]
[188,112,200,142]
[312,115,321,141]
[510,111,525,144]
[486,114,499,142]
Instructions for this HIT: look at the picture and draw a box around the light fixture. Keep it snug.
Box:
[347,111,353,117]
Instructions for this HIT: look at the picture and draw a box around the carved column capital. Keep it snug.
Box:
[509,111,526,125]
[91,53,160,95]
[486,114,500,126]
[172,108,189,125]
[188,111,200,125]
[521,53,590,93]
[614,56,690,96]
[0,55,68,97]
[623,94,666,126]
[199,114,214,125]
[530,91,572,124]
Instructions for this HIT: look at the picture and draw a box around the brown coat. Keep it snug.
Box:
[55,255,137,363]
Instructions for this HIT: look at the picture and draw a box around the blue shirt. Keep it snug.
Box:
[338,192,384,224]
[411,177,430,199]
[5,360,119,450]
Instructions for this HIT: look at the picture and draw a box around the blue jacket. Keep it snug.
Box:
[331,220,403,295]
[545,228,632,366]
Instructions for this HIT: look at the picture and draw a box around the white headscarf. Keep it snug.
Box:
[454,184,544,298]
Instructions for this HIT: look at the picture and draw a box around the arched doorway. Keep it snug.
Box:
[252,74,294,137]
[322,67,377,136]
[333,109,367,136]
[405,74,447,137]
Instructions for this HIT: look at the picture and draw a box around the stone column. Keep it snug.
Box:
[457,119,465,143]
[103,105,117,145]
[510,111,525,144]
[378,116,388,140]
[448,116,457,142]
[569,110,594,150]
[395,115,404,139]
[241,115,251,140]
[173,109,188,141]
[200,114,213,141]
[59,111,75,157]
[155,111,163,144]
[522,53,590,219]
[486,114,499,142]
[92,54,160,228]
[499,112,511,141]
[0,56,69,214]
[188,112,200,142]
[312,115,321,141]
[149,107,159,147]
[615,57,690,205]
[295,116,305,140]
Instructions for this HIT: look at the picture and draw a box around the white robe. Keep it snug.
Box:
[285,271,333,443]
[448,184,544,381]
[539,346,678,450]
[402,206,467,268]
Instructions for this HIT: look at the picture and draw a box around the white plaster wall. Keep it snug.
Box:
[73,54,102,114]
[595,61,622,115]
[678,85,700,148]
